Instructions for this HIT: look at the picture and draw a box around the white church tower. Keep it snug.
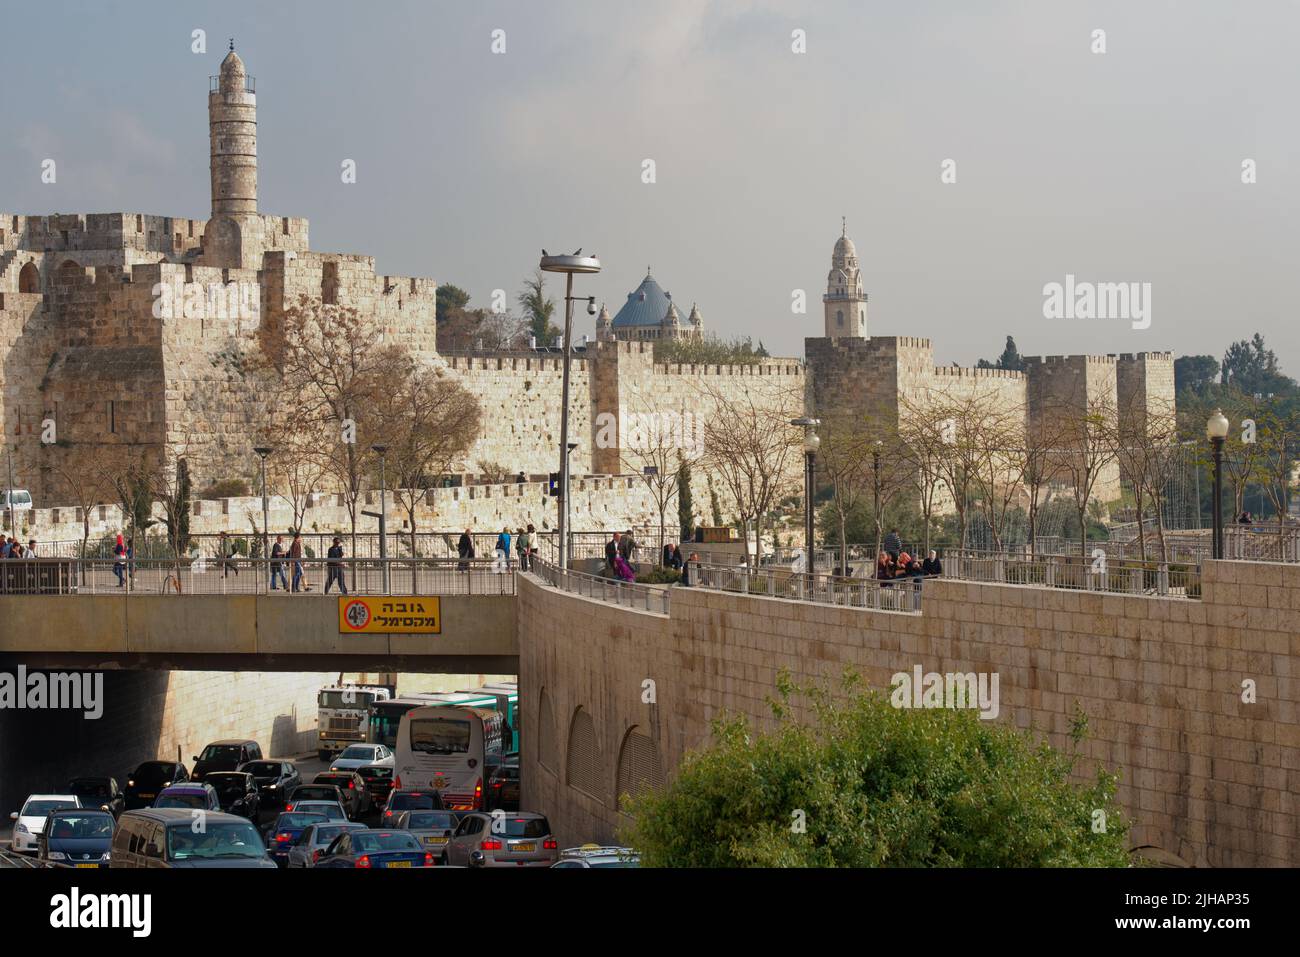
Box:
[823,218,867,339]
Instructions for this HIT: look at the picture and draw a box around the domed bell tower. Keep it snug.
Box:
[209,42,258,218]
[823,218,867,339]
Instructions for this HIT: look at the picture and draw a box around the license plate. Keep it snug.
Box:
[513,842,535,852]
[386,860,412,868]
[75,863,99,869]
[138,793,155,799]
[423,836,448,845]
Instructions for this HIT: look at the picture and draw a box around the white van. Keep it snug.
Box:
[0,490,32,511]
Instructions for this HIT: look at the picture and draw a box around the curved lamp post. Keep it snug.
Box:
[539,252,601,570]
[253,446,272,571]
[1206,409,1229,560]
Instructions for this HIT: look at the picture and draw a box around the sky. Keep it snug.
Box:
[2,0,1296,366]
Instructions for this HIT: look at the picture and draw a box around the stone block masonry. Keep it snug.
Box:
[518,559,1299,866]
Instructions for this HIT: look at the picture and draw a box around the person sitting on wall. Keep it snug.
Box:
[612,551,636,583]
[679,551,697,586]
[893,551,914,580]
[922,550,943,578]
[875,551,895,584]
[669,544,684,570]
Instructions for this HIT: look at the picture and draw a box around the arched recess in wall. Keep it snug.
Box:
[18,262,39,294]
[321,260,339,305]
[615,725,664,812]
[564,707,600,799]
[57,259,83,286]
[536,687,558,774]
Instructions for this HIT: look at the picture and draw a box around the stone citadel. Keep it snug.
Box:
[0,50,1173,526]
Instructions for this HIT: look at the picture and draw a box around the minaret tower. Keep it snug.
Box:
[209,41,258,217]
[823,217,867,339]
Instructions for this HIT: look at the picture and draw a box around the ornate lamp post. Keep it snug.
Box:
[1206,409,1229,559]
[253,446,272,572]
[539,251,601,570]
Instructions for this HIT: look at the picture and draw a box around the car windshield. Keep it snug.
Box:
[23,799,77,817]
[353,832,420,852]
[409,717,470,754]
[209,778,248,798]
[243,763,279,777]
[198,745,243,763]
[293,787,335,801]
[503,818,550,838]
[131,764,174,787]
[406,811,456,830]
[156,792,207,809]
[68,781,111,799]
[313,825,354,845]
[338,746,375,760]
[315,776,352,788]
[48,814,114,839]
[277,813,327,829]
[169,821,265,860]
[297,804,345,821]
[358,767,393,781]
[390,793,439,811]
[319,690,376,709]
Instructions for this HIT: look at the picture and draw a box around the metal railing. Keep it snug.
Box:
[0,557,516,597]
[691,561,923,613]
[943,550,1200,599]
[0,847,68,869]
[529,557,670,615]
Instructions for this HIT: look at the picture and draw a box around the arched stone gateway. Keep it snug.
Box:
[18,261,39,293]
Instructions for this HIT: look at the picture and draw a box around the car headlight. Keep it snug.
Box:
[47,851,67,861]
[14,823,28,834]
[103,851,111,860]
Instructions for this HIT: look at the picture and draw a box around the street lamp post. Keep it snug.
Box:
[539,251,601,570]
[1206,409,1229,560]
[372,444,389,593]
[253,446,272,578]
[790,417,820,572]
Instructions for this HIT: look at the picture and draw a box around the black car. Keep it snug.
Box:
[66,776,125,819]
[190,740,263,782]
[205,771,261,820]
[123,761,189,811]
[380,789,446,827]
[312,771,370,819]
[239,760,301,808]
[486,763,520,812]
[356,765,395,808]
[38,808,115,868]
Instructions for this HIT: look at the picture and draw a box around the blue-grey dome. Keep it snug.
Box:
[611,270,682,329]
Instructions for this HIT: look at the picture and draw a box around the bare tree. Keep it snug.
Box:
[1059,391,1120,558]
[815,412,873,573]
[897,397,949,555]
[48,445,123,562]
[699,381,802,570]
[370,363,482,580]
[616,396,698,561]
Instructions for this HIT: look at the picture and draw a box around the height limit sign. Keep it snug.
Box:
[339,597,441,634]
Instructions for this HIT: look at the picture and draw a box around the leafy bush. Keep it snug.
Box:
[636,566,681,585]
[620,673,1129,867]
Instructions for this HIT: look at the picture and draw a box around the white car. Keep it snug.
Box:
[9,794,81,854]
[329,744,393,772]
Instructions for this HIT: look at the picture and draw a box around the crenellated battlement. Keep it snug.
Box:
[931,365,1025,380]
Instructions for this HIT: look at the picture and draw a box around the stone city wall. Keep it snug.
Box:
[518,559,1299,866]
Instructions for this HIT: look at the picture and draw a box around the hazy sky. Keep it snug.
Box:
[2,1,1296,366]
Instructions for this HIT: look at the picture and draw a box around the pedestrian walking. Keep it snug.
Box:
[605,531,621,574]
[884,529,902,561]
[269,534,288,591]
[325,537,348,594]
[516,526,530,572]
[289,531,304,592]
[457,528,474,572]
[218,531,240,577]
[496,526,512,570]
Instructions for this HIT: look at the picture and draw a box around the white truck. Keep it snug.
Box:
[317,684,392,761]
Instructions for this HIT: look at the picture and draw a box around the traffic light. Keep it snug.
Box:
[547,472,561,496]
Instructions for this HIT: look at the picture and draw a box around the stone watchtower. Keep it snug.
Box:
[823,219,867,339]
[209,45,257,216]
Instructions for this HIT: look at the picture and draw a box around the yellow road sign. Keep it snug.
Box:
[338,596,441,634]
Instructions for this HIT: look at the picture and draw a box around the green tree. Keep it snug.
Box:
[517,271,560,344]
[1173,355,1219,396]
[621,673,1130,867]
[977,335,1024,371]
[1221,334,1294,396]
[677,459,694,545]
[435,283,471,326]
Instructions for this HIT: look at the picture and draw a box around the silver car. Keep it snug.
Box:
[551,844,641,868]
[285,822,368,868]
[329,744,393,772]
[445,811,558,868]
[290,800,348,824]
[394,809,459,863]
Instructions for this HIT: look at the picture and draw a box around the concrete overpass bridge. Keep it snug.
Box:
[0,558,517,674]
